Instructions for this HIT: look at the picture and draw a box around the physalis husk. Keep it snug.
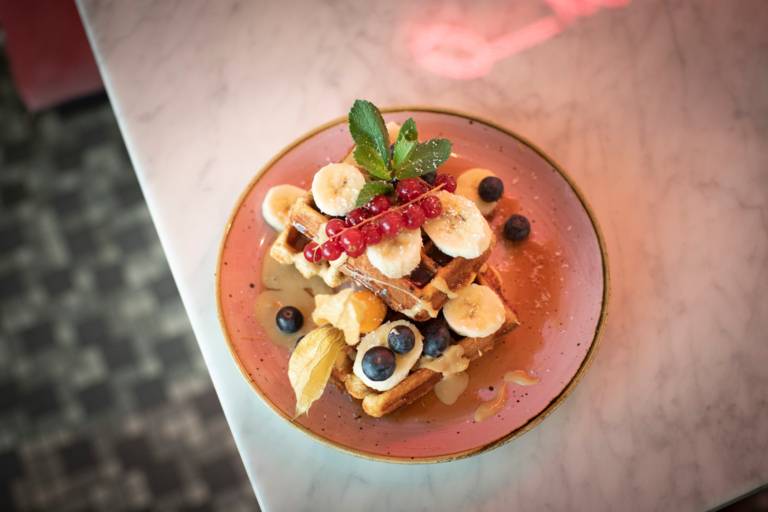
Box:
[288,326,346,417]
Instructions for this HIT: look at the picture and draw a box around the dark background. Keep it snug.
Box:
[0,43,258,511]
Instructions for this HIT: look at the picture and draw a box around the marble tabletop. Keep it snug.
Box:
[77,0,768,510]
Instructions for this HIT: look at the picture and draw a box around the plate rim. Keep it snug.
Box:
[216,106,611,464]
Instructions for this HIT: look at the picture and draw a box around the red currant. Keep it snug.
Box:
[435,174,457,193]
[320,239,343,260]
[339,228,366,257]
[379,211,404,237]
[366,195,391,215]
[396,178,429,203]
[346,207,370,226]
[403,204,426,229]
[325,218,346,237]
[360,223,383,245]
[421,195,443,218]
[303,241,323,263]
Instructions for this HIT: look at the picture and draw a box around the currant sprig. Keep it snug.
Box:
[303,174,457,263]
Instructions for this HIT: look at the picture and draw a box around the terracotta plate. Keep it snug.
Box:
[217,109,608,463]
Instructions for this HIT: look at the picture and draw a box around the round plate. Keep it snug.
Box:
[217,108,608,463]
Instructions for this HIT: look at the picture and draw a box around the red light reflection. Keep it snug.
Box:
[410,0,630,80]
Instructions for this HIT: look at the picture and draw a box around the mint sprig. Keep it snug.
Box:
[394,138,452,179]
[349,100,391,180]
[392,118,418,170]
[348,100,453,199]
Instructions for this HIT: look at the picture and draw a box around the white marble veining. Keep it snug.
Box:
[77,0,768,510]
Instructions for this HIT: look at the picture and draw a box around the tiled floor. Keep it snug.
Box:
[0,51,258,511]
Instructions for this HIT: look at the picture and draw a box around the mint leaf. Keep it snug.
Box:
[349,100,390,176]
[353,142,390,180]
[392,118,418,170]
[355,180,394,207]
[394,138,452,179]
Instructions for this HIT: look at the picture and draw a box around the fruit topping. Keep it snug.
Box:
[353,320,424,391]
[396,178,430,203]
[366,194,391,215]
[362,346,397,381]
[420,194,443,218]
[302,241,322,263]
[346,207,371,226]
[435,174,457,193]
[402,203,426,229]
[312,288,386,345]
[443,284,505,338]
[478,176,504,202]
[379,211,404,237]
[387,325,416,354]
[276,306,304,333]
[422,318,452,357]
[350,290,387,333]
[320,239,343,261]
[422,191,492,259]
[311,163,366,216]
[255,289,315,348]
[425,244,453,267]
[360,223,383,245]
[288,326,346,416]
[456,168,499,216]
[503,214,531,242]
[339,228,366,257]
[365,228,422,278]
[409,265,435,288]
[262,184,305,231]
[325,218,346,237]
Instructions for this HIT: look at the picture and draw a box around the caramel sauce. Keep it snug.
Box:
[254,256,325,349]
[419,345,469,375]
[434,372,470,405]
[387,159,566,422]
[474,383,508,422]
[504,370,540,386]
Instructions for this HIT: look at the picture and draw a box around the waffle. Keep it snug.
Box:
[268,196,346,288]
[271,195,492,321]
[330,267,519,417]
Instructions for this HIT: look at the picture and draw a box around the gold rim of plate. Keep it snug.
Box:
[215,106,611,464]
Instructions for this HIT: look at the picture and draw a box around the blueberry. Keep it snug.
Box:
[276,306,303,333]
[478,176,504,202]
[421,172,437,185]
[426,245,453,267]
[387,325,415,354]
[503,214,530,242]
[362,346,396,381]
[422,318,451,357]
[409,265,434,288]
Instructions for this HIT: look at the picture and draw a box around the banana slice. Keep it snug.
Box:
[311,163,366,217]
[262,184,305,230]
[422,191,492,259]
[365,228,422,278]
[353,320,424,392]
[456,168,498,216]
[443,284,505,338]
